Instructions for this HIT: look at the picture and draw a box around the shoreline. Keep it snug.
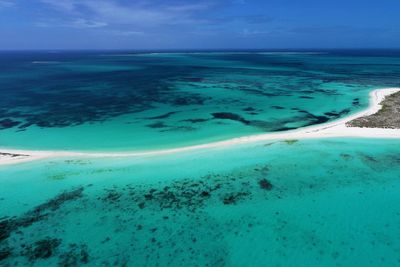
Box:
[1,87,399,166]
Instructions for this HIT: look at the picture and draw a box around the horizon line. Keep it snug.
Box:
[1,47,400,52]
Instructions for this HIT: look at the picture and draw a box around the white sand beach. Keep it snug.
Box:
[1,88,399,166]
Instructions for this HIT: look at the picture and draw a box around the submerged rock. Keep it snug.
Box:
[259,179,273,191]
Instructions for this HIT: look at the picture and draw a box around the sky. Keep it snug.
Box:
[0,0,399,50]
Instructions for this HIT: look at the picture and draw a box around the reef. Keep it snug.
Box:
[0,187,84,243]
[179,77,204,82]
[172,95,210,106]
[222,192,251,205]
[146,122,168,129]
[0,62,214,131]
[3,147,400,266]
[58,243,89,266]
[24,238,62,260]
[352,98,361,106]
[0,163,281,265]
[211,112,250,125]
[144,111,178,120]
[271,106,285,110]
[0,247,11,261]
[242,107,256,112]
[0,119,21,129]
[181,118,209,123]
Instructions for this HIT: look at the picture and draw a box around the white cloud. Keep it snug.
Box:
[0,0,15,9]
[35,18,107,29]
[83,1,172,26]
[241,28,270,36]
[110,30,145,36]
[39,0,214,27]
[39,0,76,12]
[232,0,246,4]
[167,3,210,12]
[69,18,108,28]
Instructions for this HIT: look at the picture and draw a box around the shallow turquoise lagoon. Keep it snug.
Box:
[1,50,400,151]
[1,138,400,266]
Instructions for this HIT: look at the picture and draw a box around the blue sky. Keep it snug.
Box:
[0,0,399,50]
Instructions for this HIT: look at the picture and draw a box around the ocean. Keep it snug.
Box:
[0,50,399,151]
[1,50,400,266]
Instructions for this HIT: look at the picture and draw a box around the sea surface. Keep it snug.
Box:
[0,50,400,150]
[1,50,400,266]
[1,139,400,266]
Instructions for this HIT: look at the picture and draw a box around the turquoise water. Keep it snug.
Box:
[1,51,400,266]
[1,138,400,266]
[1,50,400,151]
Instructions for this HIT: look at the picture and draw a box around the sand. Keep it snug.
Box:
[1,88,399,166]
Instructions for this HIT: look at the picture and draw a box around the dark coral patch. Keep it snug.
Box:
[180,77,204,82]
[222,192,250,205]
[0,187,84,243]
[352,98,360,106]
[211,112,250,125]
[146,122,167,129]
[145,112,178,120]
[173,95,210,106]
[0,248,11,262]
[259,179,273,190]
[324,108,351,118]
[24,238,62,260]
[0,119,21,129]
[242,107,256,112]
[59,244,89,266]
[271,106,285,110]
[181,118,209,123]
